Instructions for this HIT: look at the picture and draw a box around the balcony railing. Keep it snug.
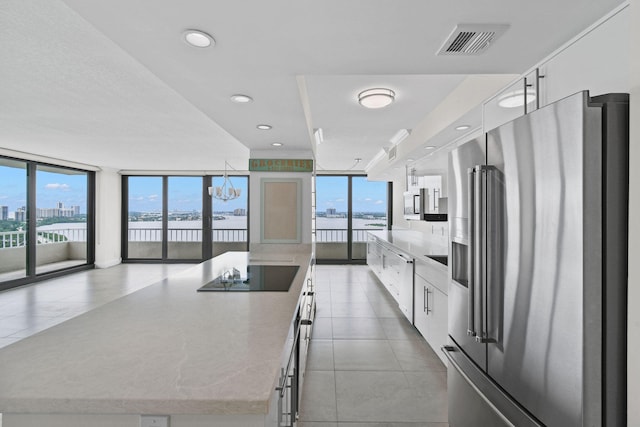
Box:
[2,228,378,249]
[127,228,247,242]
[0,229,88,249]
[316,228,379,243]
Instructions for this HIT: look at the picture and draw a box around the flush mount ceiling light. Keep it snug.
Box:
[358,88,395,109]
[455,125,470,131]
[256,124,272,130]
[497,88,536,109]
[183,30,215,48]
[271,142,283,147]
[230,94,253,103]
[425,145,436,150]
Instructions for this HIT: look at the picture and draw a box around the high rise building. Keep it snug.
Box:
[15,207,26,222]
[0,206,8,220]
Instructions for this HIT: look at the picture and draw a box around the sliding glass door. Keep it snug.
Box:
[123,175,249,261]
[0,156,94,290]
[126,177,163,259]
[35,165,89,274]
[350,176,389,261]
[168,177,203,259]
[316,175,390,263]
[211,175,248,257]
[0,158,28,282]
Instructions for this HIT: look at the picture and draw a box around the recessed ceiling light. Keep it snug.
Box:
[271,142,283,147]
[257,124,272,130]
[455,125,470,131]
[358,88,395,109]
[424,146,436,150]
[230,94,253,103]
[183,30,214,48]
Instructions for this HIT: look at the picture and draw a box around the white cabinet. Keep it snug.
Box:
[271,262,315,427]
[413,259,448,364]
[366,235,382,276]
[367,235,414,323]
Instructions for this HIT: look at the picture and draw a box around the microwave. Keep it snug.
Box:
[403,189,425,221]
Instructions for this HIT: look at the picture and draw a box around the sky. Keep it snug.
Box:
[1,164,387,216]
[0,165,88,215]
[128,176,387,213]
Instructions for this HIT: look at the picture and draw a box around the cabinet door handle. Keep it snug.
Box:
[423,286,427,313]
[425,287,432,315]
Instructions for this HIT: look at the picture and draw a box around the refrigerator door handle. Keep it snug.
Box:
[467,167,476,337]
[476,165,497,344]
[474,166,485,343]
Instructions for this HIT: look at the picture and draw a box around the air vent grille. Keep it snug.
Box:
[437,24,508,55]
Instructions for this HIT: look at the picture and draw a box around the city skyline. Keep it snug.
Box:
[0,166,88,216]
[1,166,388,217]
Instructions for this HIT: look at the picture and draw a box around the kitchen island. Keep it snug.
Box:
[0,250,313,427]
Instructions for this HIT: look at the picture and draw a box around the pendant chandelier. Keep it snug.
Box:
[208,161,241,202]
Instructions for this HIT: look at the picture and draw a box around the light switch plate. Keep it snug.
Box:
[140,415,170,427]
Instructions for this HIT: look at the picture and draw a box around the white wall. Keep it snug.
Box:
[628,0,639,424]
[94,168,121,268]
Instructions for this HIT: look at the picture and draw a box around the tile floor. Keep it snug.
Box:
[300,265,449,427]
[0,263,449,426]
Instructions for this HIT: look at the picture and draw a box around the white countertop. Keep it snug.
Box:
[0,251,311,415]
[368,229,448,260]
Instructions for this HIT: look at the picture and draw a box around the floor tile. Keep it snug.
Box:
[337,423,448,427]
[312,317,334,340]
[299,423,338,427]
[333,340,401,371]
[388,340,447,372]
[307,340,335,371]
[332,317,386,340]
[380,318,423,340]
[368,300,404,319]
[331,301,376,318]
[331,290,369,303]
[299,370,338,422]
[335,371,447,423]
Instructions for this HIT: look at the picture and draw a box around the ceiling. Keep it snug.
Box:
[0,0,625,172]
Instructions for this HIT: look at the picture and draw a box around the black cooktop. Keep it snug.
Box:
[197,265,300,292]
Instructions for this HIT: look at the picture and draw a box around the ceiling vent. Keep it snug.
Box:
[437,24,509,55]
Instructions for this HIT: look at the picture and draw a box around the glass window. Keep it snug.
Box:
[127,177,163,259]
[167,177,203,259]
[315,175,389,263]
[351,177,388,261]
[315,176,349,261]
[211,175,248,257]
[35,165,89,275]
[0,159,28,281]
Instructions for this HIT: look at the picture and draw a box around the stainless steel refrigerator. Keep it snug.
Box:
[443,91,628,427]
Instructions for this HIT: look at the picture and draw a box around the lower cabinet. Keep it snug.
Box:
[271,263,315,427]
[414,262,448,364]
[368,237,413,323]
